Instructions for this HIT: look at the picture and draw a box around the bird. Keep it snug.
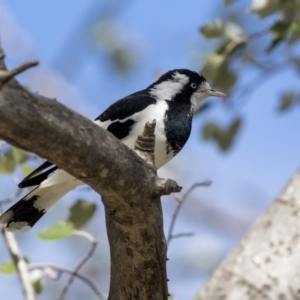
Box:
[0,69,227,232]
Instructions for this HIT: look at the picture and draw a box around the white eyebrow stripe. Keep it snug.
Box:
[149,72,189,101]
[172,72,189,85]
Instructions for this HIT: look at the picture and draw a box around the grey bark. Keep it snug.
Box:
[194,168,300,300]
[0,43,180,300]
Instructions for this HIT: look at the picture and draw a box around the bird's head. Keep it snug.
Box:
[149,69,227,112]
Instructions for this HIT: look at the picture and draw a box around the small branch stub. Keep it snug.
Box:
[134,119,156,168]
[134,120,183,196]
[0,60,39,88]
[156,178,182,196]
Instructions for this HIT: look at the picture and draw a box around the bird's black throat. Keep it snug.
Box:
[164,100,192,155]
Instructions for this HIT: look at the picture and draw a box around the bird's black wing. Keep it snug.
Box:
[95,90,156,122]
[18,161,58,188]
[95,90,156,140]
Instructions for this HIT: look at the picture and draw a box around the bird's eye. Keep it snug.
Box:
[191,83,197,89]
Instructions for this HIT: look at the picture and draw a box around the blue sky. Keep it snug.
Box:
[0,0,300,299]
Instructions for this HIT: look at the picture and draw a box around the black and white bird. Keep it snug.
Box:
[0,69,227,232]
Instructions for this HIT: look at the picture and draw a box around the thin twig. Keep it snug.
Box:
[181,181,211,201]
[167,181,211,246]
[29,263,105,300]
[247,28,269,41]
[56,230,98,300]
[170,232,195,240]
[0,207,35,300]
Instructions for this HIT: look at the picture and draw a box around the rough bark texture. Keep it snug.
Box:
[0,44,178,300]
[104,121,170,300]
[195,168,300,300]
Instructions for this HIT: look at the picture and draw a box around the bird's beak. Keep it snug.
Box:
[207,89,228,98]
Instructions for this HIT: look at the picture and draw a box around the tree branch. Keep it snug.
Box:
[0,60,38,88]
[195,168,300,300]
[0,42,178,299]
[0,186,35,300]
[167,181,211,245]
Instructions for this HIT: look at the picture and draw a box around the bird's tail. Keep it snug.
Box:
[0,181,78,232]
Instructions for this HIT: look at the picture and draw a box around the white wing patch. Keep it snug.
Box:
[94,101,172,168]
[32,169,82,210]
[0,169,83,232]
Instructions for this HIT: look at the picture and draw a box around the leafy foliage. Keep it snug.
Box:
[203,118,242,152]
[36,199,98,240]
[199,0,300,151]
[249,0,280,18]
[37,222,74,240]
[200,20,224,39]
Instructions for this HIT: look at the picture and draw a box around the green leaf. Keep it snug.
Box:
[201,33,245,92]
[12,147,29,164]
[204,53,224,68]
[202,118,242,152]
[202,56,236,91]
[270,21,290,37]
[0,260,17,275]
[224,22,246,42]
[202,122,219,141]
[200,20,224,39]
[279,92,295,111]
[224,0,236,5]
[20,165,35,177]
[249,0,280,18]
[0,149,15,174]
[289,20,300,43]
[37,222,74,240]
[266,36,284,52]
[278,91,300,112]
[67,199,97,229]
[267,20,292,52]
[0,147,29,174]
[290,20,300,35]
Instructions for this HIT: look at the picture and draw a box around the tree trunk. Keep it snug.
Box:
[195,168,300,300]
[0,42,180,300]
